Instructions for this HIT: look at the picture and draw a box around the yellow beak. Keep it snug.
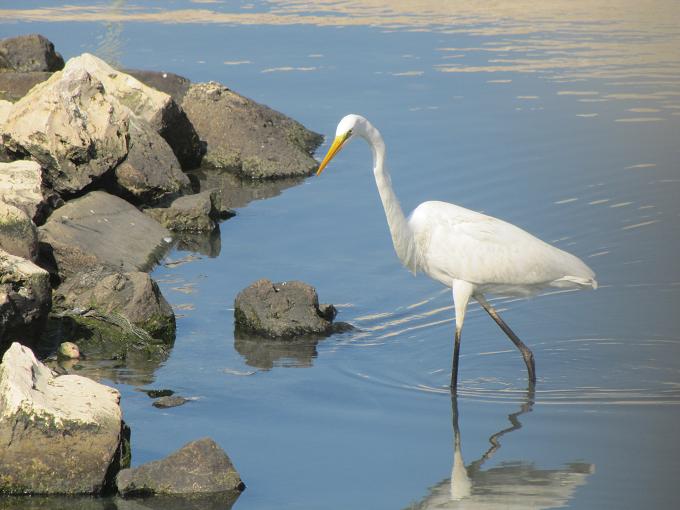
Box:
[317,133,349,176]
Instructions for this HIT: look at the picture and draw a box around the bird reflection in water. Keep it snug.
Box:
[408,387,594,509]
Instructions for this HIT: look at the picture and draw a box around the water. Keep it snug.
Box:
[2,1,680,508]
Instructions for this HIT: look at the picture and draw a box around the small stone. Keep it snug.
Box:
[152,395,188,408]
[58,341,80,359]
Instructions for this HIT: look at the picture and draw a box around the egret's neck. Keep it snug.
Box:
[364,125,417,272]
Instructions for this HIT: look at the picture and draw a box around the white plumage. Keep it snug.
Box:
[317,114,597,391]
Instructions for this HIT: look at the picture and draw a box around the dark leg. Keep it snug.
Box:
[476,297,536,385]
[451,328,461,392]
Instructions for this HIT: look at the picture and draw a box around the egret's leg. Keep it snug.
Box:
[475,295,536,385]
[451,281,474,392]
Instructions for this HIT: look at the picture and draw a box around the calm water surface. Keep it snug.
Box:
[2,1,680,508]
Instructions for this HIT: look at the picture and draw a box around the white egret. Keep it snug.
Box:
[317,114,597,391]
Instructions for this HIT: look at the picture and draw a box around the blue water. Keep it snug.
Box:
[2,1,680,508]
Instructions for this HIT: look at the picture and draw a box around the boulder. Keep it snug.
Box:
[0,160,60,224]
[234,279,343,338]
[38,191,171,282]
[0,71,52,102]
[145,190,226,233]
[0,342,129,494]
[181,82,322,179]
[0,249,51,351]
[0,200,38,260]
[55,269,176,344]
[114,119,191,205]
[0,34,64,72]
[116,437,244,497]
[126,69,192,104]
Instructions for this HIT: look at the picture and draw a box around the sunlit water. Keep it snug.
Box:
[1,1,680,508]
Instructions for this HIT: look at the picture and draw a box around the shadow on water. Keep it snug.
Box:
[407,387,594,509]
[0,491,240,510]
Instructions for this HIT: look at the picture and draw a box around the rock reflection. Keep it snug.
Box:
[234,329,323,369]
[187,167,304,210]
[407,389,594,509]
[174,225,222,258]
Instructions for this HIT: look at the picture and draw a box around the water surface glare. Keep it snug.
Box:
[1,1,679,509]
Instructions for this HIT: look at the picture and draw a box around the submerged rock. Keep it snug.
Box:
[0,342,129,495]
[38,191,171,282]
[234,279,347,338]
[0,200,38,261]
[181,82,322,179]
[0,34,64,73]
[116,437,244,497]
[152,395,188,409]
[0,249,51,351]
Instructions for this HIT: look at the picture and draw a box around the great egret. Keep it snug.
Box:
[317,114,597,391]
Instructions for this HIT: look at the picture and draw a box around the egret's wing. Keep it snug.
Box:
[408,201,595,288]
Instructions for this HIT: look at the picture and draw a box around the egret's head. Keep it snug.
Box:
[316,114,368,175]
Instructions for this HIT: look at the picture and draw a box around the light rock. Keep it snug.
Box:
[181,82,322,179]
[0,249,51,350]
[116,437,244,497]
[0,98,12,123]
[144,190,224,232]
[58,341,80,359]
[0,342,128,494]
[0,160,58,224]
[0,34,64,72]
[38,191,171,282]
[0,200,38,260]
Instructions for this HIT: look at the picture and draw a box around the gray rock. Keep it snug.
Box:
[234,279,338,338]
[181,82,322,179]
[0,342,129,495]
[114,119,191,205]
[0,71,52,102]
[55,269,176,344]
[0,249,51,350]
[144,190,224,233]
[116,437,244,497]
[0,200,38,260]
[0,34,64,72]
[152,395,188,408]
[126,69,192,104]
[0,160,60,224]
[38,191,171,282]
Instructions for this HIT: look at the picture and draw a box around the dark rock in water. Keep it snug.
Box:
[38,191,172,283]
[234,279,348,338]
[126,69,192,104]
[0,34,64,72]
[181,82,322,179]
[0,200,38,261]
[0,71,52,102]
[0,249,51,352]
[116,437,244,497]
[145,190,226,233]
[54,268,176,344]
[0,343,129,495]
[152,396,188,408]
[142,388,175,398]
[114,120,191,205]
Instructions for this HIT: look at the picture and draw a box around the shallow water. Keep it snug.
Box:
[2,1,680,508]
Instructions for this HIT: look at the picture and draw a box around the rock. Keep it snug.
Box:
[0,160,60,224]
[38,191,171,282]
[142,389,174,398]
[116,437,244,497]
[145,190,225,232]
[0,200,38,260]
[55,268,176,344]
[181,82,322,179]
[114,119,191,205]
[126,69,192,104]
[0,98,11,124]
[58,341,80,359]
[0,34,64,72]
[152,395,188,409]
[1,61,131,196]
[0,71,52,102]
[0,342,129,495]
[0,249,51,351]
[234,279,343,338]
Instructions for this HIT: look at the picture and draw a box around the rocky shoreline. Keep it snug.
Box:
[0,33,344,502]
